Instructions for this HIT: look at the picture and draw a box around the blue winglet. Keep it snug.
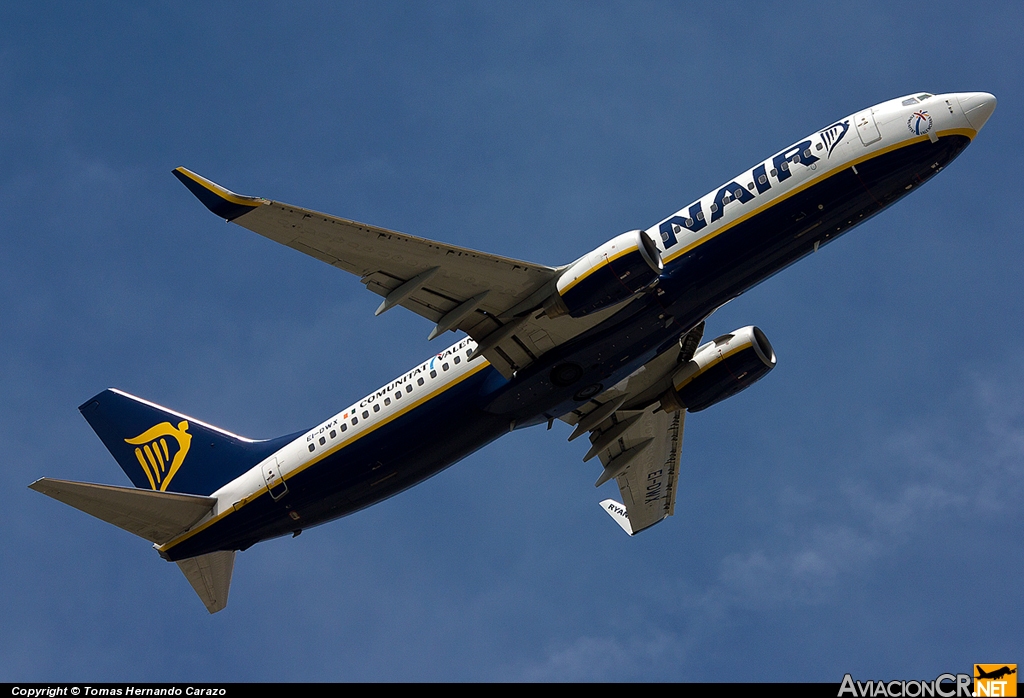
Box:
[172,167,265,221]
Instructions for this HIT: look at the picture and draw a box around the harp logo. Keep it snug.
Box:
[819,120,850,157]
[125,421,192,491]
[975,665,1017,697]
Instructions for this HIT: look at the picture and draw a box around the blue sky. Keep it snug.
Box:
[2,1,1020,682]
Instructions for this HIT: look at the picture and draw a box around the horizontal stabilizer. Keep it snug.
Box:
[29,478,216,545]
[177,550,235,614]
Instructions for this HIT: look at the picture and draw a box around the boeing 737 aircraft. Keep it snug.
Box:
[31,91,996,612]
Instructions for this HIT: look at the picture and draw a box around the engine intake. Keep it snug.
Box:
[546,230,662,318]
[660,325,776,413]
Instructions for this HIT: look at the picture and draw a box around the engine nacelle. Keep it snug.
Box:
[546,230,663,318]
[660,326,776,413]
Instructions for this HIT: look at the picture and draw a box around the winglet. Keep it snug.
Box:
[599,499,634,535]
[172,167,266,221]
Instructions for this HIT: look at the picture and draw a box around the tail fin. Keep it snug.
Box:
[80,388,294,496]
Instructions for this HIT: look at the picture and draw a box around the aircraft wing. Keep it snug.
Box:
[560,323,703,534]
[580,403,684,535]
[173,167,573,378]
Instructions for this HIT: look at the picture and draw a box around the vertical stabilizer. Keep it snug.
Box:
[80,388,297,496]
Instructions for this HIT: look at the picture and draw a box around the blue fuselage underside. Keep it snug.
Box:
[164,135,970,560]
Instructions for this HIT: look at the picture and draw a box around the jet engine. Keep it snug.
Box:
[659,325,776,413]
[545,230,663,318]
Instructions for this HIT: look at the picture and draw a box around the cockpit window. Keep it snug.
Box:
[902,98,919,106]
[917,93,932,100]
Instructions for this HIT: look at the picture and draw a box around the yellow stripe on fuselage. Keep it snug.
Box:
[662,128,976,266]
[158,358,493,552]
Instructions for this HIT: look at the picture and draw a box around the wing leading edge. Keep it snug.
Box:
[173,167,592,378]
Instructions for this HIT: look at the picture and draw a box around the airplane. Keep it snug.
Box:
[30,91,996,613]
[975,666,1017,681]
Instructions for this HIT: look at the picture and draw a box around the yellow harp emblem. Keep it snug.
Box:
[124,421,192,491]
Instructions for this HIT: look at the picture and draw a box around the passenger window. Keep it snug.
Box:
[454,355,461,365]
[709,203,718,213]
[442,362,449,371]
[815,142,823,150]
[803,149,811,158]
[747,183,754,190]
[696,211,704,221]
[319,437,326,446]
[341,423,348,432]
[407,384,413,392]
[417,377,424,386]
[466,348,472,357]
[308,444,315,452]
[770,168,778,177]
[373,404,380,413]
[329,430,336,439]
[362,410,369,419]
[430,370,437,379]
[758,174,767,184]
[781,162,790,171]
[384,397,391,406]
[395,390,402,399]
[352,417,358,425]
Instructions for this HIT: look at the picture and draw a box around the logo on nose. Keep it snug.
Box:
[908,110,933,136]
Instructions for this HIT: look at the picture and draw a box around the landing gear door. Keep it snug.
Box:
[261,456,288,501]
[854,109,881,146]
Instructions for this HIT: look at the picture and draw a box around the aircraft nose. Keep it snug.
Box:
[957,92,997,131]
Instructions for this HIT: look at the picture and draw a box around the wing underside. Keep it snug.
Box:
[560,323,703,534]
[173,167,619,378]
